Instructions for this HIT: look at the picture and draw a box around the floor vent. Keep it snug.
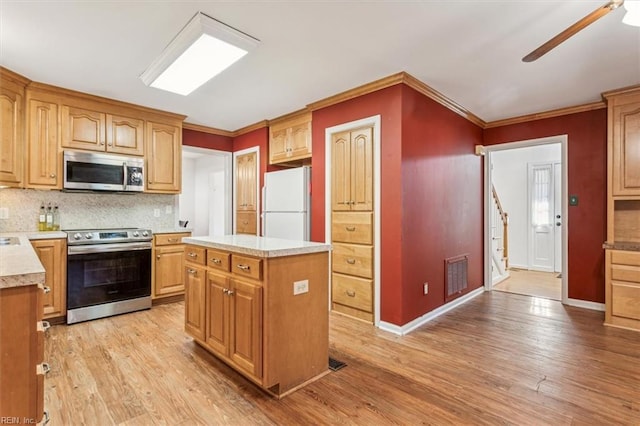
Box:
[446,254,469,302]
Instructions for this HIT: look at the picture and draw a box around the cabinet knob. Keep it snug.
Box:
[108,142,113,146]
[156,254,161,260]
[227,289,235,296]
[346,290,356,297]
[187,268,197,275]
[100,141,105,146]
[43,285,51,294]
[346,258,356,265]
[49,173,56,178]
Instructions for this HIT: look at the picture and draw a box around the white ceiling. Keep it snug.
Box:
[2,1,639,130]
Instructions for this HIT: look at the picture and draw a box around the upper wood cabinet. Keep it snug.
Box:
[0,68,27,187]
[606,88,640,197]
[269,112,311,165]
[146,121,182,193]
[62,105,145,156]
[331,126,373,212]
[26,95,60,189]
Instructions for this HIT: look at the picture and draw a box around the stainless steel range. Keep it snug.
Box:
[65,228,152,324]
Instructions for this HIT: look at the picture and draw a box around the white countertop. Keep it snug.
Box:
[0,235,45,289]
[153,228,192,235]
[0,231,68,240]
[183,235,331,258]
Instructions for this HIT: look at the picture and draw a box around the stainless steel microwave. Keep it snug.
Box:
[63,151,144,192]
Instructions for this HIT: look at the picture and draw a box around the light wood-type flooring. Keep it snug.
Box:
[44,292,640,425]
[493,268,562,300]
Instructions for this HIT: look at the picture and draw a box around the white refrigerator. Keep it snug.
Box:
[262,166,311,241]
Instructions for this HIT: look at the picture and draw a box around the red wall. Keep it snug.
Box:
[182,128,233,151]
[483,109,607,303]
[399,86,484,324]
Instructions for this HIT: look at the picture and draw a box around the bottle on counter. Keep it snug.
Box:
[52,205,60,231]
[45,203,53,231]
[38,203,46,231]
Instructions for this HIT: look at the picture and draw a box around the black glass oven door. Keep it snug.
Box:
[67,248,151,309]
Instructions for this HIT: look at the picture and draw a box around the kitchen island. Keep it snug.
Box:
[182,235,331,398]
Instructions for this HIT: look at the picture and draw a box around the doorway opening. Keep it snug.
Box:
[484,136,567,302]
[179,146,233,237]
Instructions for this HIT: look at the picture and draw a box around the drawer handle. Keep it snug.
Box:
[345,226,356,231]
[43,285,51,294]
[187,268,197,275]
[38,320,51,333]
[346,258,356,265]
[211,258,222,265]
[168,238,179,243]
[38,362,51,375]
[237,264,251,271]
[42,410,50,425]
[187,252,198,258]
[346,290,356,297]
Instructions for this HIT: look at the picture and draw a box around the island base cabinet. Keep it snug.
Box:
[185,243,329,397]
[184,263,206,341]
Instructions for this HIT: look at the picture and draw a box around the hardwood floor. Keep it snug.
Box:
[44,292,640,425]
[494,268,562,300]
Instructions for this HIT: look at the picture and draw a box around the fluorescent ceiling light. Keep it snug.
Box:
[623,0,640,26]
[140,12,259,96]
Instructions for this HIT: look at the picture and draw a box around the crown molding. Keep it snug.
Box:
[183,122,234,137]
[484,101,606,129]
[268,108,311,126]
[601,84,640,100]
[234,120,268,137]
[400,73,486,128]
[0,66,31,86]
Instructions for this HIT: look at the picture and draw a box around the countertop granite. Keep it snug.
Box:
[0,235,45,289]
[183,235,331,258]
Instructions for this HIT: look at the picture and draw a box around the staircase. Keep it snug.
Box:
[491,185,509,285]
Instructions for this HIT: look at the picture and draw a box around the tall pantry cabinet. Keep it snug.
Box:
[603,86,640,332]
[330,126,375,323]
[235,151,258,235]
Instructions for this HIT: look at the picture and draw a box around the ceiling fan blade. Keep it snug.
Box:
[522,0,624,62]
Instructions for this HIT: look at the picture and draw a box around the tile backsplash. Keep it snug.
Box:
[0,188,177,232]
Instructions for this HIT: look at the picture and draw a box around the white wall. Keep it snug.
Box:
[492,144,561,269]
[179,148,230,237]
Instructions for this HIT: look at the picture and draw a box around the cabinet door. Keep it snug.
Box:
[153,245,185,298]
[184,263,206,340]
[612,103,640,196]
[288,121,312,160]
[106,114,144,156]
[229,278,262,379]
[236,151,257,211]
[26,99,59,188]
[205,271,229,356]
[331,130,352,211]
[269,127,288,164]
[0,81,23,187]
[146,121,181,193]
[30,239,66,319]
[236,211,257,235]
[61,105,106,151]
[350,127,373,211]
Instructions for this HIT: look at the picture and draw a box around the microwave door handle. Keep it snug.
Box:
[123,162,128,190]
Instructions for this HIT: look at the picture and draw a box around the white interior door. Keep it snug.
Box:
[553,162,562,273]
[528,163,554,272]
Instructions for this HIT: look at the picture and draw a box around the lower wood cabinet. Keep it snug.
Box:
[152,232,190,300]
[31,238,66,319]
[0,284,48,423]
[184,243,329,397]
[605,249,640,331]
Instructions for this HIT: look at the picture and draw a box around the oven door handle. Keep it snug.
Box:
[68,242,152,255]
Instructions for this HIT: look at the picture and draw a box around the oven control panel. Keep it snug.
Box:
[66,228,152,244]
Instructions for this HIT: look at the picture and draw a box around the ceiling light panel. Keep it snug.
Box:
[140,12,259,96]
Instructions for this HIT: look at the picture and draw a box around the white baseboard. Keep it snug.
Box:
[564,298,605,311]
[491,272,510,286]
[378,287,485,336]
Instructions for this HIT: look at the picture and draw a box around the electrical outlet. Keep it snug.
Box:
[154,209,160,218]
[293,280,309,295]
[165,205,172,214]
[0,208,8,219]
[423,282,429,295]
